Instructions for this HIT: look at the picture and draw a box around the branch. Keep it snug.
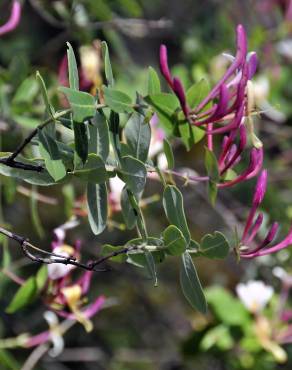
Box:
[8,110,71,162]
[0,158,43,172]
[0,226,135,272]
[0,110,71,172]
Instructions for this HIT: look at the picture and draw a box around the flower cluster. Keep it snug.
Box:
[160,25,257,133]
[160,24,263,187]
[44,223,105,332]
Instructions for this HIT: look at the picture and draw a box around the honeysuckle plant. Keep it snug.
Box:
[1,23,292,319]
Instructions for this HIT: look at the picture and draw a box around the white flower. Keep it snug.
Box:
[236,280,274,313]
[47,246,75,280]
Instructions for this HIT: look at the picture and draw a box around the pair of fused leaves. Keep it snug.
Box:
[162,185,230,313]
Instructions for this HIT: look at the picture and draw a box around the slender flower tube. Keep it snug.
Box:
[159,25,258,141]
[0,1,21,36]
[239,170,292,258]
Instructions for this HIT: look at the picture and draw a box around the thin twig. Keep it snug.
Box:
[8,110,71,162]
[0,226,135,272]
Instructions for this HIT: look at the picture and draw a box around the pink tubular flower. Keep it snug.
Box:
[0,1,21,36]
[159,25,258,145]
[215,121,263,187]
[239,170,292,258]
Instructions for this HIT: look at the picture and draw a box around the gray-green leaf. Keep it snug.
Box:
[119,156,147,194]
[125,112,151,163]
[180,251,207,313]
[59,87,96,122]
[87,182,108,235]
[162,185,191,244]
[163,225,187,256]
[38,130,66,181]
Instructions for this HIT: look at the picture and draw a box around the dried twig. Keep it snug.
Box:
[0,226,134,272]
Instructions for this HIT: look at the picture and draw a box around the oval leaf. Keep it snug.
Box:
[125,112,151,163]
[162,185,191,244]
[180,251,207,313]
[6,277,37,313]
[87,182,108,235]
[163,225,186,256]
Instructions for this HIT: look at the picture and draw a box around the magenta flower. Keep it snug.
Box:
[210,121,263,187]
[239,170,292,258]
[25,296,105,355]
[0,1,21,36]
[159,25,258,139]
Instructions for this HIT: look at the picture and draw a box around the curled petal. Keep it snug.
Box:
[241,226,292,258]
[0,1,21,36]
[159,45,173,88]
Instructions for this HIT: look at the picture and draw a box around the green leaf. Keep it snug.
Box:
[12,115,40,129]
[205,148,219,206]
[119,156,147,194]
[101,41,114,86]
[88,112,109,161]
[180,251,207,313]
[125,112,151,163]
[74,154,108,183]
[208,180,218,207]
[87,182,108,235]
[200,231,230,259]
[147,67,161,95]
[126,237,165,267]
[0,154,55,186]
[38,130,66,181]
[205,147,219,182]
[0,349,20,370]
[73,120,88,165]
[36,71,55,118]
[66,42,79,90]
[13,76,39,104]
[121,186,137,229]
[59,87,96,122]
[206,286,250,326]
[186,79,210,109]
[101,245,127,263]
[145,93,179,134]
[163,185,191,244]
[36,265,48,291]
[163,139,174,169]
[108,111,121,161]
[103,86,133,113]
[6,277,37,313]
[201,325,234,351]
[163,225,187,256]
[145,251,158,287]
[178,123,205,151]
